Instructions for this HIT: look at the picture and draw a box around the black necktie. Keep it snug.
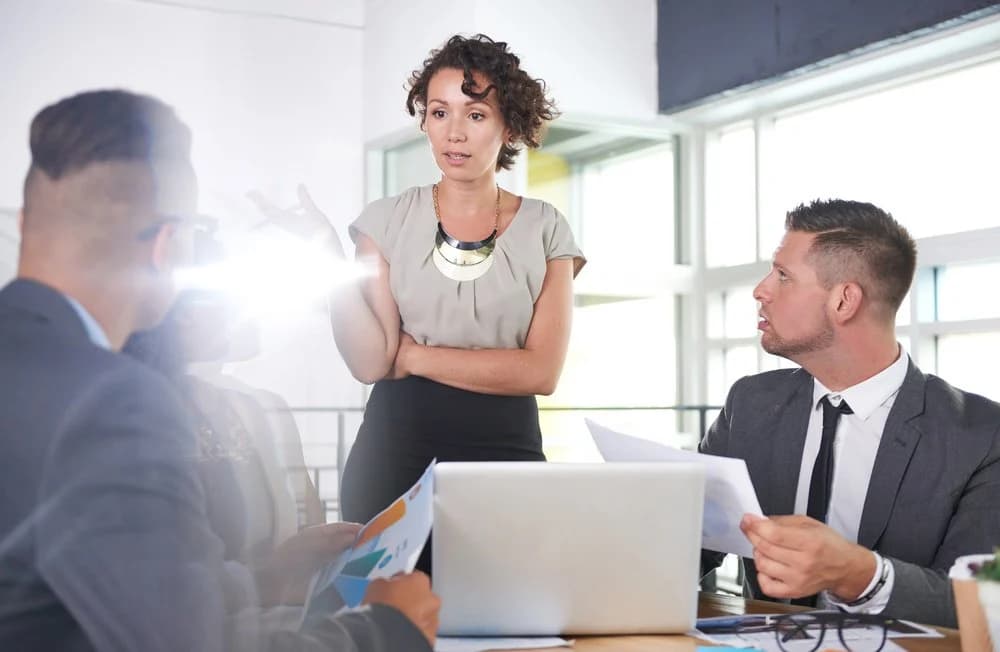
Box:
[806,396,853,524]
[790,396,854,608]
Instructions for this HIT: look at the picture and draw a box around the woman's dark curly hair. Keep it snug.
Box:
[406,34,558,171]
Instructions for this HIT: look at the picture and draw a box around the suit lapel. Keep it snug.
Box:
[759,371,814,515]
[741,372,813,602]
[857,360,926,548]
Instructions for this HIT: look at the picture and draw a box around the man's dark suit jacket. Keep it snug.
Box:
[700,359,1000,628]
[0,279,429,652]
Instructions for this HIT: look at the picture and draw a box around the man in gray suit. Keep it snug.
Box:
[0,90,439,651]
[701,199,1000,628]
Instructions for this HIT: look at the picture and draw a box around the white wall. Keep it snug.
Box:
[473,0,659,121]
[362,0,477,143]
[362,0,659,144]
[0,0,368,410]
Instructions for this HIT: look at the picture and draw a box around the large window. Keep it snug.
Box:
[700,53,1000,405]
[771,58,1000,243]
[528,129,684,458]
[705,125,756,267]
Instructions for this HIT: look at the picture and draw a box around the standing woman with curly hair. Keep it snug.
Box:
[254,34,584,572]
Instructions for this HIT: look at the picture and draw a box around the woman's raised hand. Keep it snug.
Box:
[247,184,345,259]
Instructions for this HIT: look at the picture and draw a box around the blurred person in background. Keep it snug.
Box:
[0,88,438,652]
[124,289,334,606]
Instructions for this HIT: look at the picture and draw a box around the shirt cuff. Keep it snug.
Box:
[824,551,895,614]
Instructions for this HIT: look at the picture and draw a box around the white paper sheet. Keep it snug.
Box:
[586,419,763,558]
[435,636,571,652]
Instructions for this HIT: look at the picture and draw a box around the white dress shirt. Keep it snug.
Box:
[65,294,111,349]
[793,346,909,612]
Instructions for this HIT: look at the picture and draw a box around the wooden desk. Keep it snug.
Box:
[493,592,961,651]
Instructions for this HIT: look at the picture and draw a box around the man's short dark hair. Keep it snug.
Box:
[27,89,191,185]
[786,199,917,318]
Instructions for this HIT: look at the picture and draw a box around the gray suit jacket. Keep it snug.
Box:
[700,359,1000,628]
[0,279,429,652]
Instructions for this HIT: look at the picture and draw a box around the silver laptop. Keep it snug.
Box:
[432,461,705,636]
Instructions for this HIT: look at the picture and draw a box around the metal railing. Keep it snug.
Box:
[280,404,723,523]
[281,402,741,596]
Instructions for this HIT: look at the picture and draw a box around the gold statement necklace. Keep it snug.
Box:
[431,183,501,281]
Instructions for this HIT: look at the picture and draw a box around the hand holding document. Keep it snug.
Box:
[301,461,435,626]
[586,419,762,558]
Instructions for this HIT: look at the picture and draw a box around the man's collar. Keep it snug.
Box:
[61,294,112,350]
[812,345,910,420]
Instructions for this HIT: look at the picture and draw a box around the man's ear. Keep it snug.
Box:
[150,222,177,272]
[17,209,25,235]
[831,281,864,324]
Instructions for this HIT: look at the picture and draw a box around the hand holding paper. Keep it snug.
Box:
[257,522,362,605]
[587,419,763,558]
[301,461,436,626]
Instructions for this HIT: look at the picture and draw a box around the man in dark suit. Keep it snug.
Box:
[701,199,1000,628]
[0,90,439,651]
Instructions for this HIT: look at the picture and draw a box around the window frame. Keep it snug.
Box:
[683,15,1000,406]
